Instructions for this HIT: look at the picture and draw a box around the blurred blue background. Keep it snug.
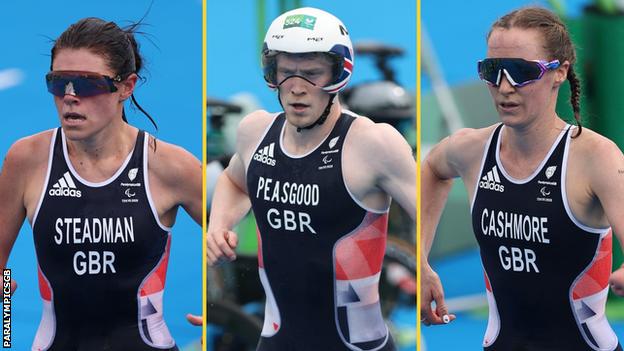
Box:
[1,1,202,349]
[422,0,587,90]
[422,1,624,350]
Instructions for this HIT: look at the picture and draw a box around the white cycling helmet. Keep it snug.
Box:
[262,7,354,94]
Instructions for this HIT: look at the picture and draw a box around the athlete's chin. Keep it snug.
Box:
[61,125,93,142]
[284,112,315,128]
[497,113,526,128]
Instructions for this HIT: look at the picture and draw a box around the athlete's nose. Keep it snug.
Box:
[288,76,309,95]
[63,94,80,106]
[498,71,516,95]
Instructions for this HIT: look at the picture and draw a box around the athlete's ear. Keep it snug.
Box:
[553,60,569,88]
[118,73,138,101]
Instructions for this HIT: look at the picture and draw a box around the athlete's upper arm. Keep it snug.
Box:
[225,109,275,193]
[421,127,491,248]
[208,111,273,228]
[0,139,33,267]
[425,127,488,181]
[586,135,624,240]
[424,136,458,181]
[358,122,416,219]
[223,153,247,194]
[152,141,202,224]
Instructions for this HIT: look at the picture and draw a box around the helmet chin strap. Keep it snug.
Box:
[295,94,335,133]
[277,90,336,133]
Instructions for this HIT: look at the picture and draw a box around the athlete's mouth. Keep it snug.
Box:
[499,101,520,109]
[290,103,309,110]
[63,112,86,120]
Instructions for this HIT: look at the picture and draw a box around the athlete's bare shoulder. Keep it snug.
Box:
[347,113,410,159]
[449,125,497,161]
[145,135,201,220]
[236,109,278,161]
[568,126,624,181]
[344,113,415,212]
[146,136,200,186]
[566,125,624,229]
[343,113,414,194]
[1,130,55,216]
[568,126,622,162]
[3,129,55,172]
[237,110,276,143]
[435,124,498,178]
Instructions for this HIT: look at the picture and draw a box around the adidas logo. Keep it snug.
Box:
[479,165,505,193]
[48,171,82,198]
[253,142,276,167]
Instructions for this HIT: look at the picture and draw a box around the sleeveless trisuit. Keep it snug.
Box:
[31,128,177,351]
[472,124,621,351]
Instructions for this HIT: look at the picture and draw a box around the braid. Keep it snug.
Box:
[568,66,582,138]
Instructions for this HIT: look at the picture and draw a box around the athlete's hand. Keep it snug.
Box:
[609,265,624,296]
[10,279,17,296]
[421,261,455,326]
[206,229,238,266]
[186,313,203,326]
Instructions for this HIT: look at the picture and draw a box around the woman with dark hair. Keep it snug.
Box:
[421,6,624,351]
[0,17,201,350]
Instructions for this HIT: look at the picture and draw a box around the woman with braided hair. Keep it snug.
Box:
[421,6,624,350]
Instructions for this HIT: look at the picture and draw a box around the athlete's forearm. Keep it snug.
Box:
[421,158,453,261]
[207,171,251,232]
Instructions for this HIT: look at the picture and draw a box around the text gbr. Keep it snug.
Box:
[480,208,550,273]
[256,176,318,234]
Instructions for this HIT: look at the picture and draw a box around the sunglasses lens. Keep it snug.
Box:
[478,58,545,87]
[504,59,542,85]
[75,77,115,97]
[45,72,116,97]
[478,59,502,85]
[46,75,70,97]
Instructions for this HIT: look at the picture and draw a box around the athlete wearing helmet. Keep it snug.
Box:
[207,7,415,351]
[261,7,353,131]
